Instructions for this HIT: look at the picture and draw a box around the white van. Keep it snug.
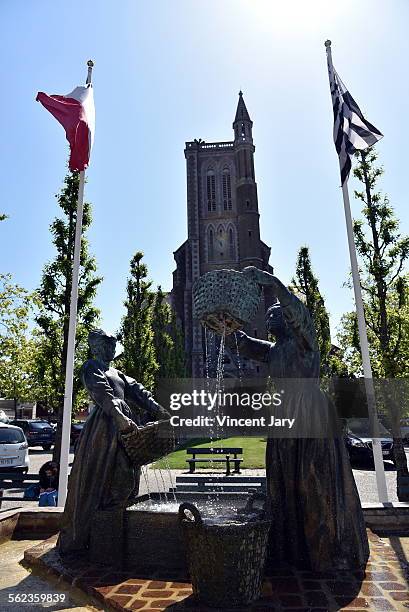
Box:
[0,424,30,473]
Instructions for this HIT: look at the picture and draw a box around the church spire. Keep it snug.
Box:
[233,91,253,143]
[233,91,252,125]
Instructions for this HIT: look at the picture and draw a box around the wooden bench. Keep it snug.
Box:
[186,447,243,476]
[0,472,41,509]
[175,474,265,493]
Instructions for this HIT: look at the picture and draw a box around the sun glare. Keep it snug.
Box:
[242,0,343,33]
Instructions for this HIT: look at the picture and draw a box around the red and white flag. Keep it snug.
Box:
[36,85,95,172]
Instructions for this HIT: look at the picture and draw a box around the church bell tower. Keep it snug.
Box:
[171,93,274,377]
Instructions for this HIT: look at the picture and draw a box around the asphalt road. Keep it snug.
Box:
[26,447,74,474]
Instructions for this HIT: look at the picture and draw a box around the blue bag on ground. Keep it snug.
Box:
[38,490,57,506]
[23,484,40,500]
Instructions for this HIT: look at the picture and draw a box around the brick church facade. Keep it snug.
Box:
[171,93,275,377]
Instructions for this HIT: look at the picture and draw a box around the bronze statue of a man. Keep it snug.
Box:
[234,267,369,571]
[58,329,168,556]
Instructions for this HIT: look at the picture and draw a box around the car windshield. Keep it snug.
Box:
[29,421,52,430]
[0,428,25,443]
[347,418,391,437]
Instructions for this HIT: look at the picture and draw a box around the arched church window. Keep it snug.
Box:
[222,169,232,210]
[206,170,216,212]
[229,227,235,260]
[215,225,227,261]
[241,123,246,137]
[208,228,214,261]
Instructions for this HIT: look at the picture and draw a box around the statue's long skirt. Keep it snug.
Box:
[266,439,369,571]
[266,435,369,571]
[58,404,139,555]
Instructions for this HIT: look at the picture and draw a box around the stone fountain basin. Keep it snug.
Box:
[89,492,254,574]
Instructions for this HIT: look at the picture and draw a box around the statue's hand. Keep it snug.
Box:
[242,266,272,286]
[112,402,134,431]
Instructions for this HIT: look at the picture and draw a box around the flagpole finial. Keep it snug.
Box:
[325,40,332,48]
[86,60,94,86]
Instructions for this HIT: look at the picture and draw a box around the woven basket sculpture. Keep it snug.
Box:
[119,418,175,468]
[179,494,271,608]
[193,269,262,335]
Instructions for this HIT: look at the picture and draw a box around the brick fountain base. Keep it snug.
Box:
[24,529,409,611]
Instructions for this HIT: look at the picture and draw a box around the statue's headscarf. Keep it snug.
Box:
[265,298,318,351]
[88,329,117,357]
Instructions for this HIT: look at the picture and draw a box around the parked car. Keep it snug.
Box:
[343,418,394,464]
[0,410,10,424]
[0,423,29,473]
[11,419,55,451]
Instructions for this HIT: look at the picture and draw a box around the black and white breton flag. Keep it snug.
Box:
[329,64,383,185]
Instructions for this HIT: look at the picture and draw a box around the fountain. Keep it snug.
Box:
[89,492,268,575]
[77,272,269,596]
[94,265,369,584]
[20,264,370,612]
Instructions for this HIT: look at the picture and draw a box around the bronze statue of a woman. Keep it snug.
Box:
[58,329,168,555]
[234,267,369,571]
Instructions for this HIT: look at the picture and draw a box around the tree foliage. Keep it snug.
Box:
[34,171,101,457]
[351,149,409,378]
[0,274,39,404]
[168,308,186,379]
[338,285,409,379]
[338,149,409,379]
[119,252,158,391]
[151,286,186,390]
[337,149,409,498]
[290,246,331,373]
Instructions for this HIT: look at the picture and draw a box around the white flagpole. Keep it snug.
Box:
[57,60,94,507]
[325,40,388,504]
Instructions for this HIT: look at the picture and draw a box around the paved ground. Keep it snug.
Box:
[0,539,101,612]
[27,448,72,474]
[0,448,406,512]
[1,450,409,609]
[22,530,409,611]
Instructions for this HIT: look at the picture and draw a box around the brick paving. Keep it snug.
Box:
[24,530,409,611]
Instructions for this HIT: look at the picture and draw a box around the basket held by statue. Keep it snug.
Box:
[119,418,175,468]
[178,494,271,608]
[192,269,262,335]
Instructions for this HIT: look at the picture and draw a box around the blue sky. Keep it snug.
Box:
[1,0,408,339]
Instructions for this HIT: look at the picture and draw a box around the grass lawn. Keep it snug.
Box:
[152,437,267,470]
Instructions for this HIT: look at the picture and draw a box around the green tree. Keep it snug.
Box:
[151,287,186,390]
[0,274,39,414]
[339,149,409,499]
[35,171,101,460]
[152,287,175,386]
[0,214,7,222]
[290,246,331,373]
[338,286,409,380]
[119,252,158,391]
[169,308,186,378]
